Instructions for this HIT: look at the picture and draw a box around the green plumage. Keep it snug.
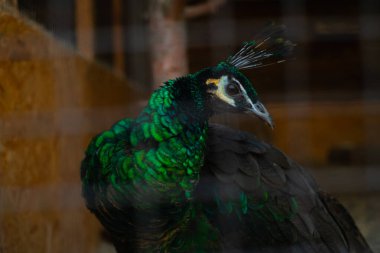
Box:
[81,75,221,252]
[81,25,372,253]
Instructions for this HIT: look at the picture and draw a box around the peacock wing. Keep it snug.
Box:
[195,124,372,253]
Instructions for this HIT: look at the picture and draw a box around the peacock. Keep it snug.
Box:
[81,25,373,253]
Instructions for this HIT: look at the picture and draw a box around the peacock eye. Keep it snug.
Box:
[226,83,240,96]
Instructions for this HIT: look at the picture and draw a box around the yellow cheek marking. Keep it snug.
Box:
[206,78,220,86]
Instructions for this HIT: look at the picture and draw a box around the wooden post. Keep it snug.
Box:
[75,0,94,59]
[148,0,226,89]
[112,0,125,74]
[149,0,188,88]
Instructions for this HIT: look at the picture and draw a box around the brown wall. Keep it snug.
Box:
[269,101,380,166]
[0,5,141,253]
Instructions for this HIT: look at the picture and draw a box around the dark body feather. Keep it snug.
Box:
[195,124,372,253]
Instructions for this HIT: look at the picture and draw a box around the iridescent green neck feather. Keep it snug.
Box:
[81,73,219,251]
[127,75,210,202]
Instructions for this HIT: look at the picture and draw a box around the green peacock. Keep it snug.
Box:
[81,25,373,252]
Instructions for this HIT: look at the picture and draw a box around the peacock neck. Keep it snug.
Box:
[128,76,210,201]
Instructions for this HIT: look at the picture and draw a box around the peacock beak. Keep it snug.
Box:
[247,100,274,129]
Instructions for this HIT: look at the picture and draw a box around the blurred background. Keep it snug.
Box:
[0,0,379,252]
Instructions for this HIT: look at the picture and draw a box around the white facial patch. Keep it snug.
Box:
[215,75,236,107]
[207,75,255,109]
[231,77,255,109]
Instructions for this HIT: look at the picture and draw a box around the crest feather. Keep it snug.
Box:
[226,24,295,70]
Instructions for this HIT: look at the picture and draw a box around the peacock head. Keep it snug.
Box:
[194,62,274,128]
[194,24,294,129]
